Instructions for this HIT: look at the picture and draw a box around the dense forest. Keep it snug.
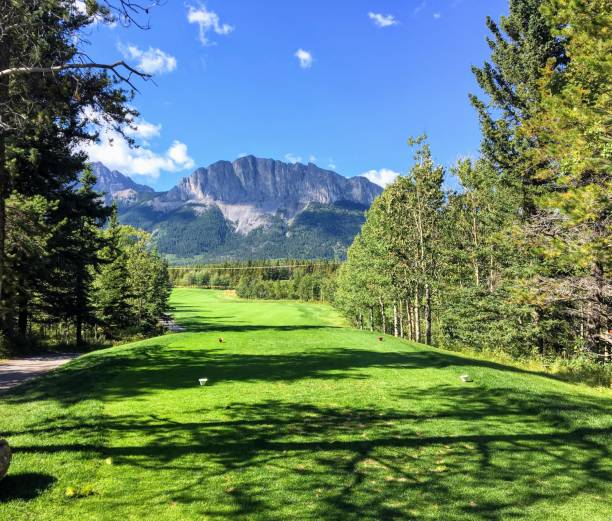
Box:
[121,201,368,263]
[0,1,171,353]
[170,259,339,302]
[334,0,611,383]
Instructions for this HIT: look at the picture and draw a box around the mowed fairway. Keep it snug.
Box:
[1,289,611,520]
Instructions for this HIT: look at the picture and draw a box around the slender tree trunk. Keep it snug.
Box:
[472,213,480,287]
[0,137,5,334]
[76,315,83,346]
[425,283,432,345]
[17,292,28,339]
[393,302,398,337]
[414,290,420,343]
[406,299,413,340]
[399,299,404,338]
[369,306,374,332]
[0,43,7,337]
[75,267,85,346]
[587,260,605,352]
[379,297,386,335]
[358,312,363,330]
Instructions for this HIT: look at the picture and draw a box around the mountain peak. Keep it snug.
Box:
[91,162,155,206]
[103,156,383,261]
[157,156,382,232]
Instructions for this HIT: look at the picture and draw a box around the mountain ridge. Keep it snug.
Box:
[91,156,383,261]
[154,155,381,233]
[91,162,155,206]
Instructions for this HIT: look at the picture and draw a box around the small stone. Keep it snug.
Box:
[0,439,11,480]
[460,374,473,382]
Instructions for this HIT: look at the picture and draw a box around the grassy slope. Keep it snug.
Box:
[1,289,610,521]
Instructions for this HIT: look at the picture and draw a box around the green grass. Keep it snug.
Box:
[1,289,611,520]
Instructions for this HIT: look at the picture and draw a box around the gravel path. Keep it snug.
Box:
[0,354,79,393]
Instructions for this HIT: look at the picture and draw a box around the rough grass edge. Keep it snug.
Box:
[438,344,612,389]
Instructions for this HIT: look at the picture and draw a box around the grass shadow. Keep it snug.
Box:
[0,473,57,502]
[7,389,612,519]
[4,336,604,407]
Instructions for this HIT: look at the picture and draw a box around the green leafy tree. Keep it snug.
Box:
[0,0,151,345]
[520,0,611,356]
[5,193,55,339]
[94,208,133,337]
[126,237,172,331]
[50,168,110,345]
[470,0,567,205]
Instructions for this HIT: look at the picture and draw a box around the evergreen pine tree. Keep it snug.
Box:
[470,0,567,205]
[94,208,133,337]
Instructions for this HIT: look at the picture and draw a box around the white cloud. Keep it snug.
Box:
[125,119,162,141]
[187,4,234,46]
[72,0,114,26]
[167,141,194,168]
[433,12,441,19]
[119,44,177,75]
[368,12,398,28]
[360,168,401,188]
[308,155,317,163]
[294,49,313,69]
[73,0,94,19]
[284,153,303,164]
[79,109,194,179]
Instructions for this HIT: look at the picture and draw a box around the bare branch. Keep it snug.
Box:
[0,60,151,83]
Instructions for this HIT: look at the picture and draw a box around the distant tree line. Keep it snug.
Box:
[335,0,610,383]
[170,260,339,302]
[0,1,171,352]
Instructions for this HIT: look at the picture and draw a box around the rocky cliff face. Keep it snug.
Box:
[91,162,155,206]
[93,156,383,260]
[155,156,382,232]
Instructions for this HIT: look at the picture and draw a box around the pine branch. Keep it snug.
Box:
[0,61,150,90]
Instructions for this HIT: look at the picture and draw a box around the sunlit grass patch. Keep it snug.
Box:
[1,289,611,520]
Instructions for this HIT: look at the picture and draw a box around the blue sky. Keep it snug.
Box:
[82,0,508,190]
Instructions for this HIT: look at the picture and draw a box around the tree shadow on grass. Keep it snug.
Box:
[0,341,571,408]
[170,319,334,333]
[7,386,612,519]
[3,333,604,407]
[0,473,56,502]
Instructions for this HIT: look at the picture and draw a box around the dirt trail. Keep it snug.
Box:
[0,354,78,393]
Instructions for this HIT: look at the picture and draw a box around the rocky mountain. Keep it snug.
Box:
[91,162,155,206]
[95,156,383,262]
[154,156,381,233]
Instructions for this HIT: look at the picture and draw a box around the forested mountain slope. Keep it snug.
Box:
[93,156,383,262]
